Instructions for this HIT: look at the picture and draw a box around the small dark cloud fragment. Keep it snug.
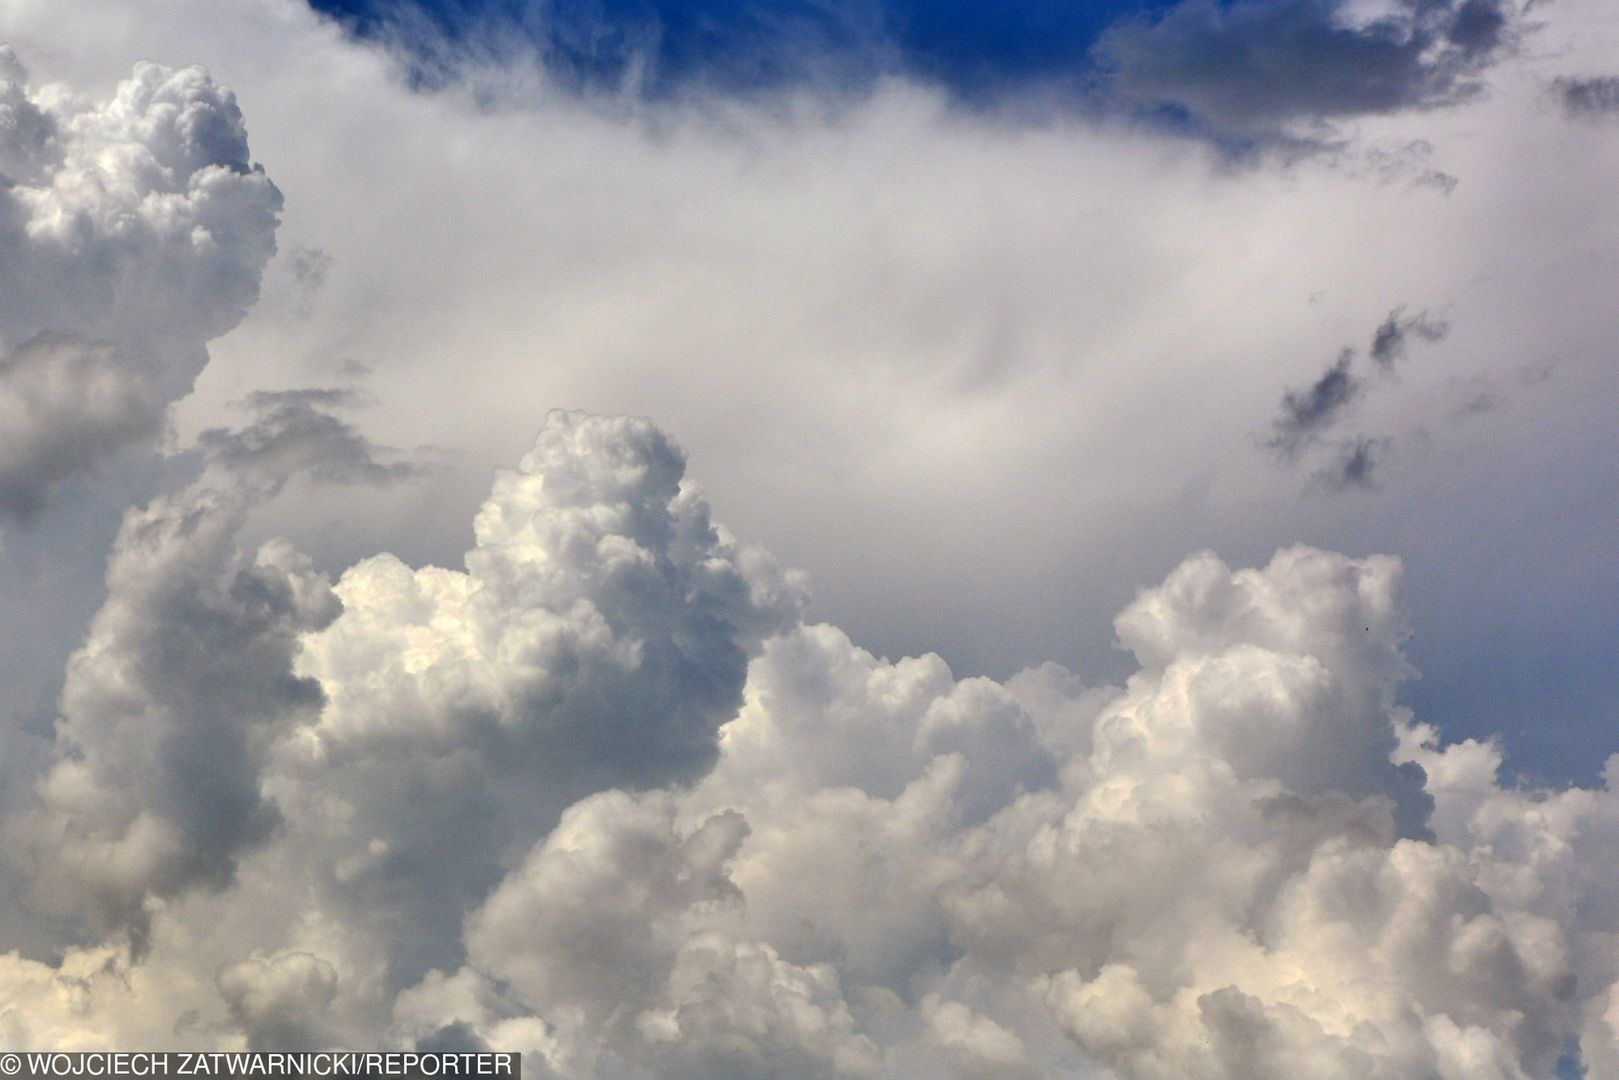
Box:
[1517,359,1556,386]
[1446,0,1508,57]
[1448,375,1498,419]
[1262,305,1448,483]
[199,390,424,488]
[1266,348,1361,460]
[1553,76,1619,119]
[286,246,336,317]
[1370,307,1449,371]
[1311,435,1392,492]
[1415,170,1459,195]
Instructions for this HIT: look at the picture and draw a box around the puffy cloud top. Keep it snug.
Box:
[0,51,280,515]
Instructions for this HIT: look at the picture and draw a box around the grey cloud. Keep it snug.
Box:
[1448,375,1499,418]
[197,390,425,489]
[1265,348,1361,460]
[1309,435,1392,493]
[1369,306,1449,371]
[218,952,340,1051]
[1265,307,1448,485]
[271,411,806,987]
[5,394,406,945]
[0,52,280,515]
[14,485,339,946]
[0,46,56,183]
[1096,0,1512,137]
[1554,75,1619,119]
[0,335,166,521]
[285,247,336,318]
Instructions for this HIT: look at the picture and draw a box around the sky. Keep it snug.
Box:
[0,0,1618,1074]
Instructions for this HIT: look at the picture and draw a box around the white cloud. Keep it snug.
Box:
[3,0,1616,760]
[0,405,1616,1074]
[0,48,280,514]
[0,0,1618,1075]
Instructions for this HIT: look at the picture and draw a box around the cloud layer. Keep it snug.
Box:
[1,406,1618,1077]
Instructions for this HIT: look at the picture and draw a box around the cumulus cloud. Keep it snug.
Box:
[1,0,1619,1073]
[375,532,1599,1077]
[1096,0,1513,138]
[10,460,337,944]
[270,411,803,987]
[0,411,1617,1074]
[0,48,280,516]
[3,382,432,947]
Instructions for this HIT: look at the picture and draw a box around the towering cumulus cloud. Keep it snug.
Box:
[4,406,1619,1076]
[0,48,279,516]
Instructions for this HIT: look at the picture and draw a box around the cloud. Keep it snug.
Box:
[1265,348,1362,460]
[1310,434,1393,492]
[10,473,339,945]
[1553,75,1619,119]
[1264,308,1447,487]
[1095,0,1512,137]
[1,2,1619,1073]
[0,335,166,519]
[396,539,1582,1077]
[218,951,341,1051]
[1369,306,1449,371]
[268,411,802,985]
[5,413,1619,1074]
[6,389,428,946]
[197,389,424,488]
[285,247,336,318]
[0,48,280,516]
[10,0,1607,783]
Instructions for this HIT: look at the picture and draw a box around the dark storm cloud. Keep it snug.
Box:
[1095,0,1511,135]
[1370,306,1449,371]
[1266,348,1361,460]
[1554,75,1619,119]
